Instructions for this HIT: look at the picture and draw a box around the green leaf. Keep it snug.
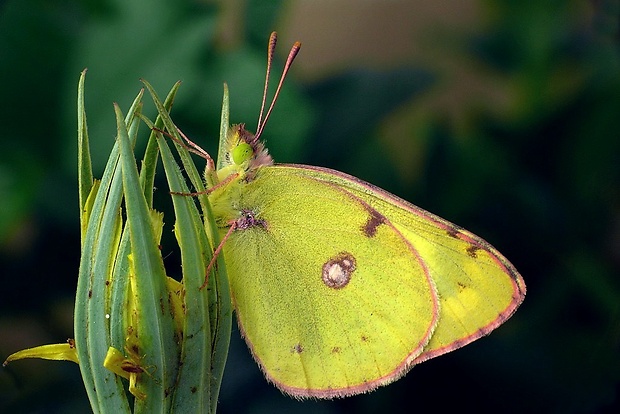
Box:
[158,128,212,411]
[144,81,233,413]
[74,79,131,413]
[78,68,94,229]
[116,102,180,413]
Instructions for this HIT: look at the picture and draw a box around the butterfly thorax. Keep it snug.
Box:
[210,124,273,228]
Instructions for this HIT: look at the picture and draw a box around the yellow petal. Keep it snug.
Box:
[129,373,147,400]
[103,346,149,400]
[103,347,133,379]
[167,276,185,334]
[3,339,79,365]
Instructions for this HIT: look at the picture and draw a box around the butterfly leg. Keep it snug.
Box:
[200,221,237,290]
[169,171,240,197]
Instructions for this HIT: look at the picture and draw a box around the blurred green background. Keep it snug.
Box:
[1,0,619,412]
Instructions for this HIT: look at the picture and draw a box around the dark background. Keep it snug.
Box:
[1,0,619,413]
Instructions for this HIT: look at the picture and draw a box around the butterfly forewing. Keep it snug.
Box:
[277,164,526,363]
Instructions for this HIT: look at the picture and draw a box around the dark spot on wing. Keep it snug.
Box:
[362,209,386,238]
[466,245,480,258]
[447,225,463,238]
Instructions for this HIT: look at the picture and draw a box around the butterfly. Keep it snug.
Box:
[176,32,526,399]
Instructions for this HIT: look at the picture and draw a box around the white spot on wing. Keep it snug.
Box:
[322,252,356,289]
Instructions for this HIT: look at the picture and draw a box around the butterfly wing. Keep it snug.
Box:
[278,164,526,363]
[221,165,440,398]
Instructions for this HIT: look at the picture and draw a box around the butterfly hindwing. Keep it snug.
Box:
[221,165,440,398]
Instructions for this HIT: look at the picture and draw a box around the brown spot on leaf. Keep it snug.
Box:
[121,363,144,374]
[292,343,303,353]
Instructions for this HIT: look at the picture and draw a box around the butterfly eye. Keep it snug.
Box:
[232,142,254,165]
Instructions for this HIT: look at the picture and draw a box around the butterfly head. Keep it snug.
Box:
[224,123,273,173]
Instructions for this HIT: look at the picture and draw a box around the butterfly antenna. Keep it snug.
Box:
[254,35,301,142]
[256,32,278,134]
